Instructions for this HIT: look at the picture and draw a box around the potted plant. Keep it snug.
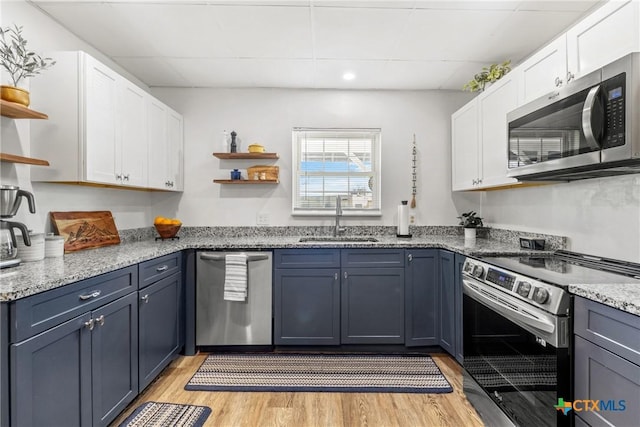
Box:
[463,60,511,92]
[0,24,55,107]
[457,211,484,240]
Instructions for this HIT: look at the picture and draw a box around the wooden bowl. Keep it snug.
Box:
[154,223,181,239]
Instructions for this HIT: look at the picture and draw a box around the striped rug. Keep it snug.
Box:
[185,353,452,393]
[118,402,211,427]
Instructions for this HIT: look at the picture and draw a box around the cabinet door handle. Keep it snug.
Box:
[408,253,413,262]
[79,290,101,300]
[334,273,338,281]
[343,271,348,279]
[555,76,563,87]
[95,315,105,326]
[156,265,169,272]
[123,174,130,181]
[84,319,94,331]
[115,173,123,181]
[566,71,575,83]
[141,294,149,303]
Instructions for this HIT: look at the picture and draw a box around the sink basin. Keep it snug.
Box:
[299,236,379,243]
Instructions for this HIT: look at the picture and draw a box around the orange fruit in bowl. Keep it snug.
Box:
[153,216,164,225]
[170,219,181,225]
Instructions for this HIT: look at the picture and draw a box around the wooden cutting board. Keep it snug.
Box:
[50,211,120,253]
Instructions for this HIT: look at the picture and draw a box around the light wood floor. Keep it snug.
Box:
[111,352,483,427]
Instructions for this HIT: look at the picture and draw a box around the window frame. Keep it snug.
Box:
[291,127,382,217]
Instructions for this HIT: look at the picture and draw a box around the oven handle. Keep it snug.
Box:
[462,277,555,334]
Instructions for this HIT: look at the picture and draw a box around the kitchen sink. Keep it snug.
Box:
[298,236,379,243]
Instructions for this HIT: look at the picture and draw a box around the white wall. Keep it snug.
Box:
[480,175,640,263]
[151,87,478,227]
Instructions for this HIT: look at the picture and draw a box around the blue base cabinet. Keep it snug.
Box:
[274,249,405,345]
[341,266,405,344]
[10,291,138,427]
[274,268,340,345]
[138,253,183,392]
[438,251,455,354]
[454,254,465,364]
[405,249,439,347]
[573,297,640,427]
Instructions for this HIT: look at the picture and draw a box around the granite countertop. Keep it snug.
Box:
[1,230,637,317]
[569,284,640,316]
[0,233,536,302]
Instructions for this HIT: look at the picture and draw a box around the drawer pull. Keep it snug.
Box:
[79,290,101,300]
[141,294,149,304]
[84,319,94,331]
[95,315,105,326]
[156,265,169,272]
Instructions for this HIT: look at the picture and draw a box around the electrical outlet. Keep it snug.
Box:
[410,215,415,224]
[256,213,269,225]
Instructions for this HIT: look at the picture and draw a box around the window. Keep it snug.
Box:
[292,128,381,216]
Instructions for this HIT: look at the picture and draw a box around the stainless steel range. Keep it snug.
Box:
[461,250,640,427]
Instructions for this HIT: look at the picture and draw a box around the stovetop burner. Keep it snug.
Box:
[480,250,640,289]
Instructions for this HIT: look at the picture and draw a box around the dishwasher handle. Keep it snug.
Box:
[199,253,269,262]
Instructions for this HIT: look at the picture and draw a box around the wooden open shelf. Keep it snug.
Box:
[213,152,279,160]
[0,99,48,119]
[213,179,279,184]
[0,152,50,166]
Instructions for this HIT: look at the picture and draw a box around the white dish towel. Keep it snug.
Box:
[223,253,248,301]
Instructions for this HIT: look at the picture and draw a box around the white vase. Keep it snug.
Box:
[464,228,477,240]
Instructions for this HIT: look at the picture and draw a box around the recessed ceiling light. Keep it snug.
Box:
[343,72,356,81]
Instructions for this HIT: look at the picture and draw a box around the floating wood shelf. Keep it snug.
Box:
[0,152,50,166]
[213,179,279,184]
[213,153,279,160]
[0,100,48,119]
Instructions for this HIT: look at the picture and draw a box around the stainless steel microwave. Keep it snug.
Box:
[507,52,640,181]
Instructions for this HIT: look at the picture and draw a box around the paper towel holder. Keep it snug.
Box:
[397,200,412,238]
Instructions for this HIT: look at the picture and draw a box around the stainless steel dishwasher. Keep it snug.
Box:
[196,251,273,346]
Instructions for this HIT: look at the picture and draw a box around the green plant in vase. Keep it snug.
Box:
[463,60,511,92]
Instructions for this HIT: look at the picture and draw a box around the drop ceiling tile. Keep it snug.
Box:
[313,59,390,88]
[166,58,314,88]
[211,5,313,58]
[413,1,520,11]
[34,3,153,57]
[113,57,189,87]
[517,1,603,12]
[391,9,512,61]
[379,60,463,89]
[439,60,492,90]
[313,7,412,59]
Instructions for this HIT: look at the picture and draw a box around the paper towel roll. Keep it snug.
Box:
[397,201,409,236]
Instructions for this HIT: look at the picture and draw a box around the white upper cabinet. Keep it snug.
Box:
[451,99,479,191]
[566,0,640,79]
[452,74,519,191]
[148,98,184,191]
[478,74,518,189]
[518,36,568,105]
[31,51,182,191]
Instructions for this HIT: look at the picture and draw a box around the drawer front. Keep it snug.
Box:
[139,252,181,289]
[10,266,138,343]
[574,335,640,427]
[341,249,405,268]
[574,297,640,365]
[274,249,340,268]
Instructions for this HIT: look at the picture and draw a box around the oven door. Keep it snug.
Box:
[463,277,571,427]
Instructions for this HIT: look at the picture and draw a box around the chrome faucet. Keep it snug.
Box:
[334,196,346,237]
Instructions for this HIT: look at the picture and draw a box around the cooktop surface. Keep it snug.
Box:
[479,251,640,289]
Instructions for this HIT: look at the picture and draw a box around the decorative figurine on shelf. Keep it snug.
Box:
[230,131,237,153]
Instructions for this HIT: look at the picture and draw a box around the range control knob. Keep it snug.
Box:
[517,281,531,297]
[472,265,484,278]
[532,287,549,304]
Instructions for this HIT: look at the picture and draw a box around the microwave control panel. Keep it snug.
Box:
[603,72,625,148]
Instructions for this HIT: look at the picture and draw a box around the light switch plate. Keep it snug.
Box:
[256,213,269,225]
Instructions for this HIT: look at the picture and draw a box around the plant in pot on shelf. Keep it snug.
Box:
[0,24,55,107]
[458,211,483,240]
[463,60,511,92]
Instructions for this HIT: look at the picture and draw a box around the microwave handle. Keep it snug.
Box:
[582,85,605,150]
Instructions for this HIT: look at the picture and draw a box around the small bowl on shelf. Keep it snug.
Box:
[154,223,181,239]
